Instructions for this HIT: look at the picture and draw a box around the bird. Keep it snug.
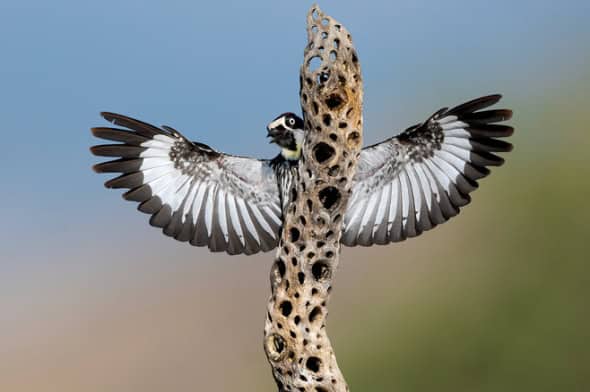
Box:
[91,94,513,255]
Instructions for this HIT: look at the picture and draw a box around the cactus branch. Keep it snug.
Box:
[263,5,363,391]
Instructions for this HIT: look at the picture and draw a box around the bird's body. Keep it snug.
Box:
[91,94,513,255]
[269,154,299,213]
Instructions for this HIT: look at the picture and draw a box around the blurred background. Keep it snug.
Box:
[1,0,589,391]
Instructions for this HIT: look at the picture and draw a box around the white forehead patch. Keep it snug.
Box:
[267,116,287,130]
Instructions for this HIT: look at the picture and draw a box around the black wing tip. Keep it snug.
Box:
[448,94,506,116]
[98,112,138,130]
[500,108,513,121]
[103,175,128,189]
[463,93,503,108]
[476,109,513,122]
[90,126,122,139]
[491,156,505,166]
[454,95,515,141]
[486,93,502,100]
[89,145,103,156]
[99,112,164,133]
[90,127,101,137]
[478,93,503,106]
[103,178,118,189]
[503,125,515,137]
[470,124,514,138]
[91,161,106,173]
[100,111,122,123]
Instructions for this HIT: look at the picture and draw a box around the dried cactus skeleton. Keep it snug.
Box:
[263,5,362,391]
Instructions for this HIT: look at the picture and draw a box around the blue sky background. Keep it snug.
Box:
[1,1,589,391]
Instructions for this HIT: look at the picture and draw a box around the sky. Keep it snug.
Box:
[0,1,589,390]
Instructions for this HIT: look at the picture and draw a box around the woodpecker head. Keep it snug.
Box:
[267,112,305,160]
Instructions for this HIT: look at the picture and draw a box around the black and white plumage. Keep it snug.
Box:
[91,95,513,255]
[91,113,287,255]
[266,112,305,161]
[342,94,513,246]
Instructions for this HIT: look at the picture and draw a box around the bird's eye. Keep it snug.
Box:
[288,118,296,126]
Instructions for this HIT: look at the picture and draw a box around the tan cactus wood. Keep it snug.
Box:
[263,5,363,391]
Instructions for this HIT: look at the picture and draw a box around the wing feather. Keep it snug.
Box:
[372,183,391,245]
[91,113,281,255]
[342,95,513,246]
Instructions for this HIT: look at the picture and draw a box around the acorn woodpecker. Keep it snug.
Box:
[91,94,513,255]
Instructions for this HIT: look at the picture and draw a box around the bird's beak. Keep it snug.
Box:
[267,126,276,143]
[267,126,280,138]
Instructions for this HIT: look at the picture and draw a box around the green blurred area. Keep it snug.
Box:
[331,73,590,391]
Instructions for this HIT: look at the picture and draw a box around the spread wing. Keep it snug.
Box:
[342,94,513,246]
[91,113,282,255]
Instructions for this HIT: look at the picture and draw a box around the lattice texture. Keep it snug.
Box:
[264,5,363,391]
